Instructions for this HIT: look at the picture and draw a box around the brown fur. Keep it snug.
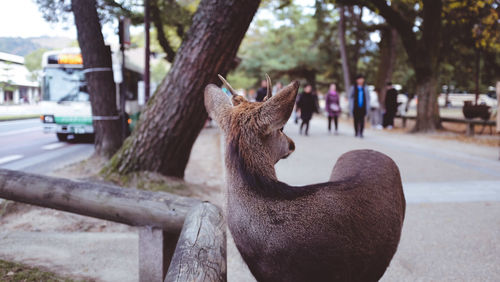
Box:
[205,79,405,282]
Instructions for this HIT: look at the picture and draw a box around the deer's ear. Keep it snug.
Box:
[204,84,232,129]
[259,81,299,130]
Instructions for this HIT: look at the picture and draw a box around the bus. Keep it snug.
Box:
[40,48,145,141]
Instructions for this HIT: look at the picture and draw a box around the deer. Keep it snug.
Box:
[204,75,406,282]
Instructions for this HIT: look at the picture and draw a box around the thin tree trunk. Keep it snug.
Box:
[349,6,363,79]
[375,27,398,108]
[72,0,122,157]
[338,6,351,94]
[105,0,261,178]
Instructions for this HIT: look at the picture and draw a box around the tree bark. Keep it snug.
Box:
[414,74,440,132]
[338,6,351,94]
[348,6,363,79]
[105,0,261,178]
[72,0,122,157]
[375,27,398,107]
[413,0,442,131]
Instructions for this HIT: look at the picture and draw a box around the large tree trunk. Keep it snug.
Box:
[414,75,440,132]
[411,0,442,132]
[72,0,122,157]
[338,6,351,94]
[105,0,261,178]
[375,27,398,107]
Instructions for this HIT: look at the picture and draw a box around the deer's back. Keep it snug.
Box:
[228,150,405,282]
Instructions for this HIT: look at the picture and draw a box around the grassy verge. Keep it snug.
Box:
[0,259,75,281]
[0,114,40,122]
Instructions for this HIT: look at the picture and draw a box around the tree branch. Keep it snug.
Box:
[421,0,443,61]
[336,0,418,68]
[151,1,176,63]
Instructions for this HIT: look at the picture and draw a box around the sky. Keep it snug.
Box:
[0,0,77,39]
[0,0,120,43]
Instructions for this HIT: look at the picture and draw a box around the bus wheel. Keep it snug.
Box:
[57,133,68,142]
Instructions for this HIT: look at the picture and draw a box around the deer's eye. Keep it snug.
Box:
[279,127,284,132]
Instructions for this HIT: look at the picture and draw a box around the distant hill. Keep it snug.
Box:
[0,36,75,56]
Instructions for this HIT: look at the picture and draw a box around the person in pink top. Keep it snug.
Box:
[325,83,341,134]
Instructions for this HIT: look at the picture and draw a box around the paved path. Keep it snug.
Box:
[228,116,500,281]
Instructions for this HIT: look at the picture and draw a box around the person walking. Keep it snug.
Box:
[383,82,398,129]
[370,87,383,129]
[296,84,318,136]
[349,74,370,138]
[255,79,268,102]
[325,83,341,134]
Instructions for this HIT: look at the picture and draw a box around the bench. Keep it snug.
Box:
[396,115,496,136]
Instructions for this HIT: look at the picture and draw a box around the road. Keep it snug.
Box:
[0,119,94,174]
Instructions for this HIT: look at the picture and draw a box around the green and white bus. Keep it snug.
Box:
[40,48,145,141]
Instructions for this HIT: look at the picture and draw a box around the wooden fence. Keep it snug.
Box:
[0,168,226,282]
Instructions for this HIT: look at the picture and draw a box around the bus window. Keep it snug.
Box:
[43,68,88,102]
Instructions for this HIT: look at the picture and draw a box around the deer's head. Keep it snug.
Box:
[204,75,298,168]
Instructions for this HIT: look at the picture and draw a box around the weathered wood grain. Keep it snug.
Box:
[165,202,226,282]
[0,169,200,233]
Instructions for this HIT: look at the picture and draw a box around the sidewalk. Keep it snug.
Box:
[229,116,500,281]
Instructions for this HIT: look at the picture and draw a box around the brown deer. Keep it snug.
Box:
[204,75,405,282]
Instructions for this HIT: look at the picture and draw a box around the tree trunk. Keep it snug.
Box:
[338,6,351,94]
[349,6,363,79]
[105,0,261,178]
[414,74,440,132]
[72,0,122,157]
[375,27,398,108]
[411,0,442,132]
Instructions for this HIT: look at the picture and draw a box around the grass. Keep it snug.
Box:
[0,114,40,121]
[0,259,75,281]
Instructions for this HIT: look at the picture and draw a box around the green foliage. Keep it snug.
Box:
[151,58,170,85]
[24,48,49,72]
[235,2,379,93]
[227,71,259,90]
[441,0,500,91]
[235,3,325,89]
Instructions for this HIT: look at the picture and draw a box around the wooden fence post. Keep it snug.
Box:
[139,227,179,282]
[164,202,226,282]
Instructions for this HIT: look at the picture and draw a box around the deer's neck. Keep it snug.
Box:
[225,138,315,200]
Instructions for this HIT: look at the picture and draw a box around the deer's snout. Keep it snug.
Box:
[282,137,295,159]
[288,140,295,152]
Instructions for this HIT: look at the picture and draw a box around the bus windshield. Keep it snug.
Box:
[43,67,89,102]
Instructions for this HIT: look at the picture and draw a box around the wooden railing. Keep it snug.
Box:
[0,169,226,282]
[396,115,496,136]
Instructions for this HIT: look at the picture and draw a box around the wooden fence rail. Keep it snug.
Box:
[0,168,226,282]
[165,202,226,282]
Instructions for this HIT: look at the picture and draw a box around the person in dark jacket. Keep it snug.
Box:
[325,83,341,134]
[255,79,268,102]
[348,74,370,138]
[296,84,318,136]
[383,82,398,129]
